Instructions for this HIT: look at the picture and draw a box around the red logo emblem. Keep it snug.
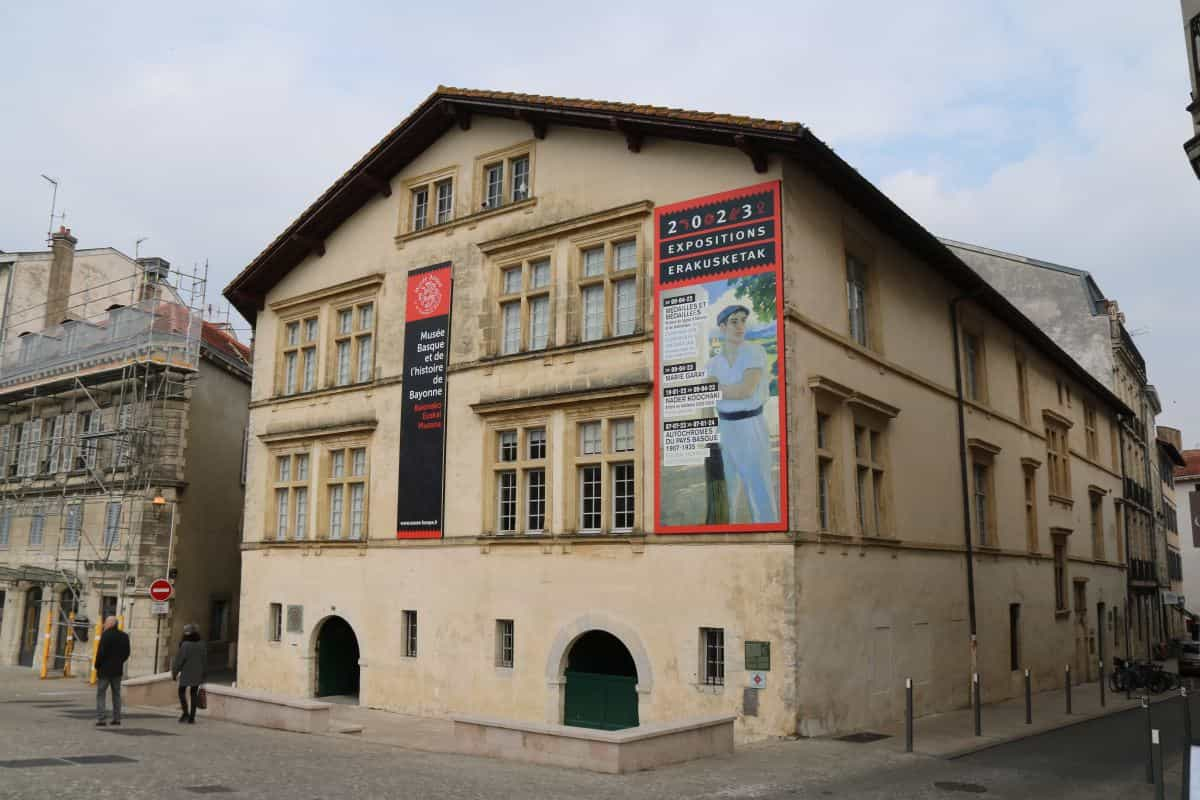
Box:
[414,273,444,316]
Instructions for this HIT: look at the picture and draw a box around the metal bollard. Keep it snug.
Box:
[1182,686,1192,800]
[1025,669,1032,725]
[1144,695,1154,785]
[1065,665,1072,714]
[905,677,913,753]
[1100,658,1105,707]
[973,672,981,737]
[1153,728,1165,800]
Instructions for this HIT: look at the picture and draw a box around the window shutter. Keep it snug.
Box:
[47,416,62,474]
[0,425,9,473]
[60,413,77,471]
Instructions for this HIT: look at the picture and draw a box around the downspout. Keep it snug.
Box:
[950,293,980,689]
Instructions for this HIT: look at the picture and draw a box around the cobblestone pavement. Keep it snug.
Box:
[0,668,1186,799]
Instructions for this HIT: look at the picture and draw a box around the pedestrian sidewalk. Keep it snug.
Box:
[877,677,1183,758]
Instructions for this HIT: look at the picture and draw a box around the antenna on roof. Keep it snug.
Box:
[135,237,149,258]
[40,174,59,245]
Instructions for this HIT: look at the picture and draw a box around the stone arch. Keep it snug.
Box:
[309,613,362,699]
[545,614,653,692]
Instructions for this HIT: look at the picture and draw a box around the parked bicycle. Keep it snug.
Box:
[1110,657,1181,694]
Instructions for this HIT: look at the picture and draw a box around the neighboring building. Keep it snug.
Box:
[944,240,1172,662]
[225,88,1131,740]
[0,229,252,678]
[1157,427,1188,640]
[1183,0,1200,177]
[1176,448,1200,627]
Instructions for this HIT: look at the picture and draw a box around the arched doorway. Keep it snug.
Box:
[563,630,638,730]
[314,616,359,699]
[18,587,42,667]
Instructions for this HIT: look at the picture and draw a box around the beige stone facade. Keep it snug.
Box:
[227,89,1131,740]
[0,234,251,678]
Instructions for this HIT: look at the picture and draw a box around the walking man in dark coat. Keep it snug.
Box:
[94,616,130,726]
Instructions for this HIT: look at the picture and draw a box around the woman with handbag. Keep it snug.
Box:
[171,623,208,724]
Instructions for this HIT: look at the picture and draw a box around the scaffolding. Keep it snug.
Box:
[0,260,206,678]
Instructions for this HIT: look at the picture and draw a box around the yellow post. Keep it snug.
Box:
[38,603,53,679]
[88,621,101,685]
[63,612,76,678]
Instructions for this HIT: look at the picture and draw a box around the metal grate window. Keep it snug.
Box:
[403,610,418,657]
[496,619,514,668]
[701,627,725,686]
[269,603,282,642]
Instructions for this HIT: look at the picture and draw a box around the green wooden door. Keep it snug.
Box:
[564,670,638,730]
[316,617,360,697]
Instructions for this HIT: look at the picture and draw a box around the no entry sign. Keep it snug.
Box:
[149,579,173,602]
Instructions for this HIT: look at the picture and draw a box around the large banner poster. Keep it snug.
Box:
[396,261,452,539]
[654,181,787,533]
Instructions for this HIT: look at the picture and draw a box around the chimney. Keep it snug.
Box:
[136,256,170,302]
[45,226,76,327]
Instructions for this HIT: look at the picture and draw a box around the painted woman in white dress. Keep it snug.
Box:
[705,304,778,524]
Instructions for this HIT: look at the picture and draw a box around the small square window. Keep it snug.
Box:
[331,450,345,479]
[612,419,634,452]
[527,428,546,460]
[286,322,299,346]
[304,318,319,342]
[277,455,291,482]
[338,309,353,335]
[502,268,522,296]
[580,422,602,455]
[358,304,374,331]
[530,259,550,289]
[613,241,636,271]
[582,247,605,277]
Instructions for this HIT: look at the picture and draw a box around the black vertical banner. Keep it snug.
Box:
[396,261,452,539]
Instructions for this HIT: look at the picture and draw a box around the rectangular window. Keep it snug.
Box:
[331,300,375,387]
[612,419,634,453]
[1024,466,1038,552]
[579,465,602,531]
[491,425,547,535]
[1016,356,1030,424]
[846,254,869,347]
[46,415,62,474]
[577,238,640,342]
[497,471,517,533]
[1046,421,1071,499]
[279,315,318,396]
[0,508,10,547]
[701,627,725,686]
[64,502,82,548]
[1090,492,1104,561]
[511,156,530,202]
[28,507,44,548]
[496,619,514,668]
[581,421,602,455]
[269,603,283,642]
[816,411,835,531]
[853,423,888,536]
[103,501,121,548]
[973,462,991,546]
[1009,604,1021,671]
[495,256,553,355]
[1053,535,1068,611]
[435,179,453,225]
[324,445,368,540]
[1084,403,1098,459]
[272,451,310,541]
[403,609,418,657]
[526,469,546,531]
[612,462,635,531]
[412,187,429,231]
[963,332,984,402]
[484,162,504,209]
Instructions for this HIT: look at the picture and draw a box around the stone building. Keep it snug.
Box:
[1158,426,1188,640]
[944,240,1173,662]
[0,230,251,678]
[1175,448,1200,622]
[1182,0,1200,177]
[225,88,1132,740]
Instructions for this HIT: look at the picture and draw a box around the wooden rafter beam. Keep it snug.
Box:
[608,117,643,153]
[444,102,471,131]
[291,233,325,258]
[359,172,392,198]
[733,134,768,173]
[518,110,548,140]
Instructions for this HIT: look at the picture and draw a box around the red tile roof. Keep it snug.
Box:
[1178,449,1200,481]
[201,321,251,365]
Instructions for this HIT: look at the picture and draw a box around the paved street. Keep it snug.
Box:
[0,667,1192,799]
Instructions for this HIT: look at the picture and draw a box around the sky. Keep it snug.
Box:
[1,1,1196,441]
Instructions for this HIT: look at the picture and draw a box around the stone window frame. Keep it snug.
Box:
[1014,350,1031,425]
[564,404,643,535]
[403,609,418,658]
[967,439,1001,548]
[321,440,370,541]
[841,226,882,355]
[484,414,553,536]
[495,619,515,669]
[494,248,556,357]
[1021,457,1041,553]
[268,445,312,541]
[851,406,895,539]
[1051,527,1072,615]
[402,165,458,233]
[472,140,535,212]
[960,323,989,406]
[1083,401,1099,460]
[1088,485,1108,561]
[268,275,384,401]
[814,404,840,532]
[1043,409,1074,504]
[277,311,320,397]
[328,296,376,389]
[699,627,725,687]
[568,225,643,345]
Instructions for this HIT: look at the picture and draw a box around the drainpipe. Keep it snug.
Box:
[950,293,980,690]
